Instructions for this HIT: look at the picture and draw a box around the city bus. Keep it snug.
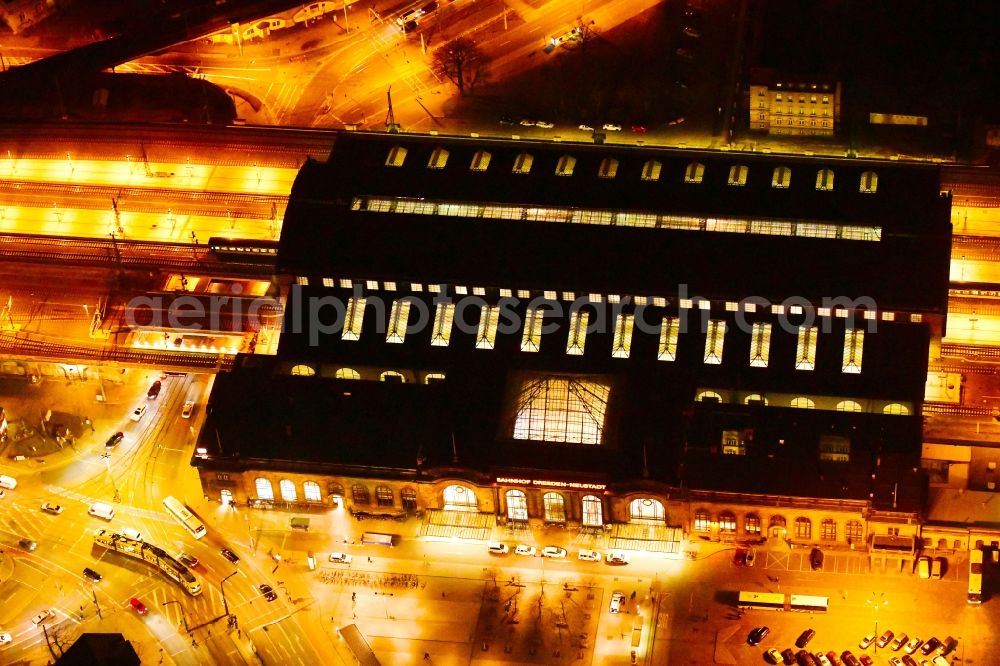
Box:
[789,594,829,613]
[163,496,207,540]
[737,591,786,611]
[968,547,983,605]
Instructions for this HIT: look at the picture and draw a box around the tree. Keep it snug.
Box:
[431,37,490,96]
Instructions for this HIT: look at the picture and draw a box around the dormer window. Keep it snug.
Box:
[427,147,449,169]
[684,161,705,184]
[512,152,533,174]
[385,145,407,167]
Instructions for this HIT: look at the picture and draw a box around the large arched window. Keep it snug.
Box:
[582,495,603,526]
[327,482,345,499]
[401,488,417,511]
[745,514,761,535]
[629,497,665,522]
[795,517,812,539]
[352,484,370,505]
[255,478,274,501]
[381,370,405,383]
[883,403,909,415]
[443,485,477,511]
[543,492,566,523]
[836,400,862,412]
[513,377,610,445]
[506,489,528,521]
[693,509,710,532]
[846,520,863,542]
[719,511,736,533]
[279,479,297,502]
[291,364,316,376]
[303,481,322,502]
[769,515,786,537]
[376,486,394,507]
[336,368,361,379]
[821,519,837,541]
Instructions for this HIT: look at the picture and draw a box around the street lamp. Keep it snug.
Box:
[221,570,238,617]
[163,600,191,633]
[866,592,887,654]
[101,452,121,503]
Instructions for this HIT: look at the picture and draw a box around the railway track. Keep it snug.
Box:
[0,332,234,371]
[0,232,275,275]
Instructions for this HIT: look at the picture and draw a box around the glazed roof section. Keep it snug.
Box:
[279,132,952,312]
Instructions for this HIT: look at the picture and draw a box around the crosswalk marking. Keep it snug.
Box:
[43,484,172,522]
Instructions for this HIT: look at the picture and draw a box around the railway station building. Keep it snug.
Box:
[192,131,952,560]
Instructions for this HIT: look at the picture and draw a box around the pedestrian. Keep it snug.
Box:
[630,590,636,600]
[352,592,356,602]
[424,653,430,660]
[441,591,445,598]
[368,556,372,563]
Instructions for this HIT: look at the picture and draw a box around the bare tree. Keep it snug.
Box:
[431,37,490,96]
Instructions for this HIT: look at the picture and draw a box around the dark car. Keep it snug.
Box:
[18,538,38,551]
[499,117,517,126]
[796,628,816,649]
[105,432,124,448]
[859,657,873,666]
[841,651,861,666]
[420,1,438,13]
[901,655,919,666]
[733,548,747,566]
[781,648,797,665]
[403,19,418,32]
[147,381,162,399]
[809,547,824,570]
[796,650,818,666]
[220,547,240,564]
[920,638,941,655]
[83,567,102,582]
[825,651,842,666]
[177,553,200,568]
[258,583,277,602]
[876,630,894,648]
[748,625,770,646]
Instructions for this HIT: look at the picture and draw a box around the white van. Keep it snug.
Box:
[88,502,116,520]
[120,527,142,541]
[0,475,16,490]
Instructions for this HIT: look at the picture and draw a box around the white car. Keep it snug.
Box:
[514,544,536,557]
[602,123,622,131]
[578,124,594,131]
[578,549,601,561]
[181,401,194,419]
[904,637,923,654]
[607,550,630,565]
[488,542,509,555]
[328,552,353,564]
[519,119,536,127]
[609,591,625,613]
[130,404,147,422]
[31,609,54,625]
[536,121,554,129]
[40,503,64,515]
[541,546,567,559]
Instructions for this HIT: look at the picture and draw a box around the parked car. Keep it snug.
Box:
[890,633,909,651]
[258,583,277,602]
[631,125,648,133]
[931,557,944,579]
[904,637,923,654]
[900,655,918,666]
[514,544,536,556]
[606,550,630,565]
[809,547,824,570]
[920,638,942,655]
[682,25,702,38]
[541,546,567,559]
[519,119,536,127]
[129,598,148,615]
[796,650,816,666]
[220,547,240,564]
[578,549,601,561]
[917,556,931,579]
[487,543,509,556]
[147,381,162,399]
[177,553,199,568]
[859,633,876,650]
[536,121,554,129]
[815,653,832,666]
[796,628,816,649]
[105,431,125,448]
[781,648,797,665]
[31,609,55,625]
[766,648,782,664]
[130,404,147,422]
[825,651,841,666]
[859,656,874,666]
[83,567,103,582]
[328,552,353,563]
[602,123,622,131]
[887,658,902,666]
[181,401,195,419]
[748,626,770,646]
[578,124,594,131]
[733,548,747,566]
[40,502,63,515]
[939,636,958,655]
[841,651,861,666]
[668,116,687,126]
[499,117,517,126]
[609,590,625,613]
[18,538,37,551]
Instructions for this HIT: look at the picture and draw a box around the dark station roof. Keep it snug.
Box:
[279,131,952,313]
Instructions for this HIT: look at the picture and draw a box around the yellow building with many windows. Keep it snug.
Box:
[749,69,841,136]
